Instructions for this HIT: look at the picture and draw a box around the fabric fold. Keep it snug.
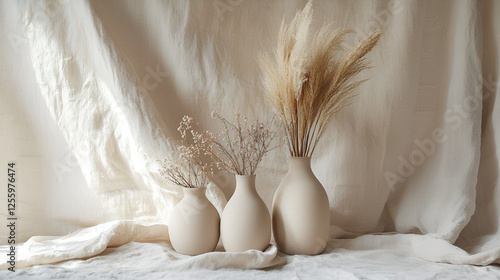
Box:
[2,0,499,273]
[0,220,285,270]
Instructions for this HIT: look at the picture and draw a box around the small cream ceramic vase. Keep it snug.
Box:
[272,156,330,255]
[168,187,220,255]
[221,175,271,252]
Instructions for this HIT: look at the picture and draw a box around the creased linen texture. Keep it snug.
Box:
[0,0,499,278]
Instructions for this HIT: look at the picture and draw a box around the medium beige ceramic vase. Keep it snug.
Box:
[272,156,330,255]
[221,175,271,252]
[168,187,220,255]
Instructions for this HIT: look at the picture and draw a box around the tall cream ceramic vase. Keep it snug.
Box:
[272,156,330,255]
[221,175,271,252]
[168,187,220,255]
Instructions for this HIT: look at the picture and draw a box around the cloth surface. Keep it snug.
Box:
[0,220,499,279]
[1,0,500,276]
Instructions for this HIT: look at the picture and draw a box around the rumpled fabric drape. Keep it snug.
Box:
[1,0,499,273]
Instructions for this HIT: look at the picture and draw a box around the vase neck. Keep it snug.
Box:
[288,156,313,173]
[234,175,257,195]
[182,187,207,201]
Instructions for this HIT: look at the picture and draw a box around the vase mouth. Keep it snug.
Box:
[182,187,206,192]
[235,174,257,178]
[289,156,312,162]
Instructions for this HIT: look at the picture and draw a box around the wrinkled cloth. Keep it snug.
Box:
[0,221,499,279]
[0,220,284,271]
[1,0,500,276]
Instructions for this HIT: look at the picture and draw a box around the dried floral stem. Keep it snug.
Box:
[158,116,214,188]
[204,112,278,176]
[259,1,382,157]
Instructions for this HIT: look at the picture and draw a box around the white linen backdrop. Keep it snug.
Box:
[1,0,500,277]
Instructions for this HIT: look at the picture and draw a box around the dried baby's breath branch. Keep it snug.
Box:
[259,1,382,157]
[158,116,214,188]
[204,112,278,176]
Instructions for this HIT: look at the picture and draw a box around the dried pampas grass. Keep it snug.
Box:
[259,1,382,157]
